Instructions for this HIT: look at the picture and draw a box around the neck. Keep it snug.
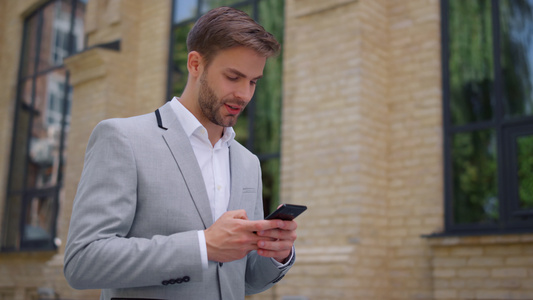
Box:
[178,95,224,147]
[205,124,224,147]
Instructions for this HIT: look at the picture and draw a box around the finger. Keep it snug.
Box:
[257,229,285,240]
[257,229,296,243]
[256,220,297,235]
[248,219,284,233]
[257,247,291,259]
[225,209,249,220]
[257,239,293,252]
[280,220,298,231]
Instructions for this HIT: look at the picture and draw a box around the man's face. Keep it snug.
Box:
[197,46,267,128]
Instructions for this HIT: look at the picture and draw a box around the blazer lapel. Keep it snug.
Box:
[227,145,245,213]
[156,102,214,229]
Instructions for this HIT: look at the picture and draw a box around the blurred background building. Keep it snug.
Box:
[0,0,533,299]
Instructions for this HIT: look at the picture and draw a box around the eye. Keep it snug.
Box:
[250,80,257,86]
[227,76,238,81]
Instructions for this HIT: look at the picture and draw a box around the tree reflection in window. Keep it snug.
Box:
[444,0,533,231]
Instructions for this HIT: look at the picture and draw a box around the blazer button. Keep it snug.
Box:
[162,280,169,286]
[169,279,176,285]
[176,278,183,284]
[219,262,223,267]
[183,276,190,282]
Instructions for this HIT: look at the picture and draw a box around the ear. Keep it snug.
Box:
[187,51,203,78]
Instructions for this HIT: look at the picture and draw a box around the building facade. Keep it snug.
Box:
[0,0,532,299]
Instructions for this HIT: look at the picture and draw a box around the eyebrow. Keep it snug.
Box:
[226,68,263,81]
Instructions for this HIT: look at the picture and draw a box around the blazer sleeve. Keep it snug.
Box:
[244,156,295,295]
[63,119,203,290]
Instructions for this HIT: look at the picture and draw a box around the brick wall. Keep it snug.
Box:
[430,235,533,300]
[279,0,391,298]
[386,0,443,299]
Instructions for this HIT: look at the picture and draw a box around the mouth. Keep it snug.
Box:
[224,103,241,115]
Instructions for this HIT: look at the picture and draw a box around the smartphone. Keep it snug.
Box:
[265,204,307,221]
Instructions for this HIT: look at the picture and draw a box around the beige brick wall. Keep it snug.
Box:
[386,0,443,299]
[280,0,391,298]
[430,235,533,300]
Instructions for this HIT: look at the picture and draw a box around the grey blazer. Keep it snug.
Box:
[64,102,293,300]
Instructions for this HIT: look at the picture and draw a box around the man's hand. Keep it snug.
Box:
[255,218,297,263]
[203,210,297,263]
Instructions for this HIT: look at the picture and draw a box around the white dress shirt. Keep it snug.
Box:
[170,97,290,270]
[170,97,233,222]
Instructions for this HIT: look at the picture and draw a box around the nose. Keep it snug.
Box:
[234,81,255,102]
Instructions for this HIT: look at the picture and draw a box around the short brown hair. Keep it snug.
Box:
[187,6,281,66]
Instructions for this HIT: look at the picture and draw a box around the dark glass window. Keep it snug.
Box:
[2,0,86,251]
[168,0,284,215]
[442,0,533,233]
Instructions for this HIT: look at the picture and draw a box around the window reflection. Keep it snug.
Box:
[24,195,56,244]
[171,23,194,97]
[21,14,38,78]
[174,1,197,23]
[500,0,533,118]
[201,0,252,14]
[448,0,494,126]
[27,69,69,191]
[452,130,498,224]
[517,134,533,209]
[445,0,533,231]
[3,0,85,251]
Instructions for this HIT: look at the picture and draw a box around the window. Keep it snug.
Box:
[2,0,85,251]
[442,0,533,233]
[168,0,284,215]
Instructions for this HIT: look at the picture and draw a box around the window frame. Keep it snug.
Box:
[2,0,84,252]
[441,0,533,235]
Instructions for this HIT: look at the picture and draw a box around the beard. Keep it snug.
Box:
[198,73,246,128]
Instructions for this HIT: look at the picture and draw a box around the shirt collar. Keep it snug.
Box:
[169,97,236,146]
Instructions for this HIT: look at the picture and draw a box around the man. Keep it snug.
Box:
[64,6,297,300]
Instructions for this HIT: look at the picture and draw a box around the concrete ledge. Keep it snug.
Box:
[425,233,533,247]
[64,47,119,86]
